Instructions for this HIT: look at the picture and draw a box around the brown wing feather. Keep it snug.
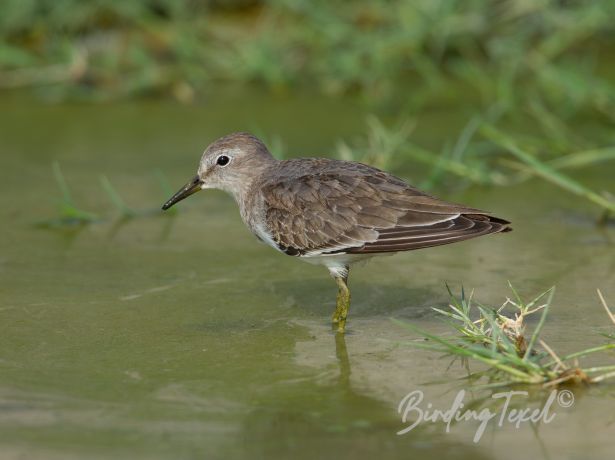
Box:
[260,159,511,256]
[346,215,511,254]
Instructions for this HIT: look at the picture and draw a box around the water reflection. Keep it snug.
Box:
[335,332,351,388]
[239,329,495,460]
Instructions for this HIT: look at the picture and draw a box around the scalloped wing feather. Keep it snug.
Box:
[260,159,510,256]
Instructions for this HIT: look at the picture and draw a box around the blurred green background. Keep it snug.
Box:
[2,0,615,107]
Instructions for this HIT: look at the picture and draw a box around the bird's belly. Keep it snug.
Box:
[297,252,394,278]
[299,253,373,266]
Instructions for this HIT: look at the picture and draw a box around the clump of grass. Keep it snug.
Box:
[395,284,615,387]
[481,124,615,216]
[335,115,495,188]
[336,116,415,171]
[339,115,615,222]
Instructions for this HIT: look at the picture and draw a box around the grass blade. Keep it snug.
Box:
[99,175,136,217]
[523,288,554,361]
[481,124,615,213]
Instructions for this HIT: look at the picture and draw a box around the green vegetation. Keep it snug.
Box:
[2,0,614,108]
[395,284,615,387]
[38,161,100,227]
[39,163,174,227]
[338,118,615,217]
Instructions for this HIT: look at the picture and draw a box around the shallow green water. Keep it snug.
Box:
[0,90,614,459]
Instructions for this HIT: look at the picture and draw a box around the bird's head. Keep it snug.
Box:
[162,132,275,210]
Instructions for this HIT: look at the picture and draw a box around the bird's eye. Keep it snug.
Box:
[216,155,230,166]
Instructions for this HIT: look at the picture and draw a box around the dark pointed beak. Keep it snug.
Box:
[162,175,203,210]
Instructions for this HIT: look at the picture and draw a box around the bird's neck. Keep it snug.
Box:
[226,159,277,214]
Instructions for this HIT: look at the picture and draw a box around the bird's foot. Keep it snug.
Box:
[332,310,347,332]
[335,317,347,333]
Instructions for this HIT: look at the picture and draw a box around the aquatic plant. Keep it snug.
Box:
[39,163,177,227]
[395,284,615,387]
[36,161,100,227]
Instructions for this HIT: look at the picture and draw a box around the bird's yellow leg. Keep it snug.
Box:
[332,275,351,333]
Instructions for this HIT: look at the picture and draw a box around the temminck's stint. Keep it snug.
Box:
[162,132,511,333]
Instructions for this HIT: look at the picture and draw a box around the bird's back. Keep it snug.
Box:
[250,158,511,257]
